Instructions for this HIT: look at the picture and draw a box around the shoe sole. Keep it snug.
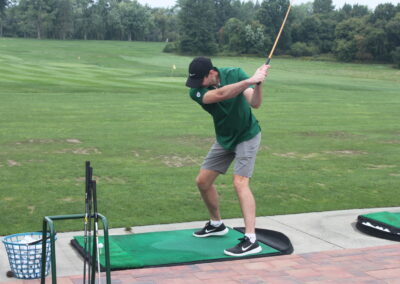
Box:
[192,228,229,238]
[223,246,262,257]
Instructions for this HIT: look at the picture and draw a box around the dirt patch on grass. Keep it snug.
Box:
[155,155,202,167]
[297,131,362,139]
[272,152,320,159]
[367,164,396,170]
[324,150,367,156]
[75,176,126,184]
[66,139,82,144]
[55,148,101,155]
[131,149,152,157]
[0,159,45,167]
[273,152,298,158]
[27,206,35,215]
[259,145,271,151]
[272,150,367,159]
[16,139,55,145]
[171,136,215,147]
[381,140,400,144]
[15,138,82,145]
[60,197,80,202]
[7,160,21,166]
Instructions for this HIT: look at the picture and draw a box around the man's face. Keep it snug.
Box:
[201,70,218,87]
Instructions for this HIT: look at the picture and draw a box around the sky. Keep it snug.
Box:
[137,0,400,9]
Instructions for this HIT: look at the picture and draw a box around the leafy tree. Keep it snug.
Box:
[220,17,246,54]
[219,17,269,55]
[336,4,369,21]
[256,0,292,53]
[392,47,400,69]
[317,17,336,53]
[351,4,370,18]
[178,0,218,55]
[106,1,123,40]
[362,26,387,60]
[19,0,56,39]
[54,0,73,39]
[0,0,8,36]
[386,12,400,52]
[335,38,357,61]
[313,0,334,14]
[119,0,149,41]
[150,8,178,42]
[291,2,313,22]
[290,42,318,57]
[214,0,235,33]
[370,3,396,24]
[73,0,94,40]
[243,21,269,55]
[290,3,313,43]
[334,17,365,61]
[231,0,258,21]
[151,8,169,41]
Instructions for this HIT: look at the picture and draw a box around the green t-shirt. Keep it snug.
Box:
[189,67,261,150]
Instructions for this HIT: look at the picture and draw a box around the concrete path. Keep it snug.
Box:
[1,207,399,283]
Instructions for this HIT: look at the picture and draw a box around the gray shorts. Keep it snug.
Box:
[201,132,261,178]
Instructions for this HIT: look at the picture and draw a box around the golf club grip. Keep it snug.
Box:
[85,161,90,197]
[92,180,97,216]
[256,58,271,85]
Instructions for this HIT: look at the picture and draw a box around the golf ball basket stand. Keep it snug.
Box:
[40,161,111,284]
[2,232,53,279]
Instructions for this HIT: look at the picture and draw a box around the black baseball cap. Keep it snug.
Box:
[185,57,213,88]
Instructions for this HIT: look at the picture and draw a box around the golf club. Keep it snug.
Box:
[92,180,101,284]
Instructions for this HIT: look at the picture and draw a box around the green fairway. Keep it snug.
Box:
[0,38,399,235]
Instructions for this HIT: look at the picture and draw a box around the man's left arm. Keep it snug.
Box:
[244,84,262,109]
[243,64,269,109]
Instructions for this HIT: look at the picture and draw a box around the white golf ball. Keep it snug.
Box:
[98,243,104,249]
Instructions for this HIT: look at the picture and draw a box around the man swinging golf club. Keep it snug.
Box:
[186,57,269,256]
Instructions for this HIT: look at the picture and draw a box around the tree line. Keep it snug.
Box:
[1,0,399,67]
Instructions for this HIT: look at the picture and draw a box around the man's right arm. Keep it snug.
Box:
[202,65,268,104]
[202,80,252,104]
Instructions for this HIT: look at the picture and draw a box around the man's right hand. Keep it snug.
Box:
[248,64,270,85]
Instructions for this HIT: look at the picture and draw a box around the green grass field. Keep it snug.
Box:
[0,38,399,235]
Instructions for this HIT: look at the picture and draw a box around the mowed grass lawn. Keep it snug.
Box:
[0,38,399,235]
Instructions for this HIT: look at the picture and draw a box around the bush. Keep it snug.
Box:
[334,39,357,62]
[392,47,400,69]
[290,42,318,57]
[163,42,178,53]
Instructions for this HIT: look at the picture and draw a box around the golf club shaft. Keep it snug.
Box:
[83,161,91,284]
[87,166,93,283]
[91,180,101,284]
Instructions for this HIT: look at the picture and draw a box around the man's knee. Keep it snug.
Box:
[196,174,211,191]
[233,175,249,191]
[196,169,218,191]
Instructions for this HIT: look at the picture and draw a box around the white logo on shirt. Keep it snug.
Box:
[196,92,201,98]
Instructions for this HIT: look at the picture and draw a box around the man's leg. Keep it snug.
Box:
[224,133,261,256]
[196,168,221,221]
[233,175,256,234]
[224,175,261,256]
[193,168,229,237]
